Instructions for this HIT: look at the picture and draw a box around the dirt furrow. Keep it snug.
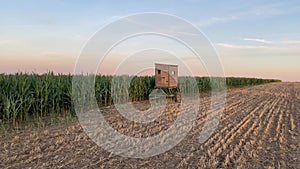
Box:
[1,83,300,169]
[222,97,282,168]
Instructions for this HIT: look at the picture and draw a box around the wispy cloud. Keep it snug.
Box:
[216,38,300,57]
[198,15,239,27]
[243,38,272,44]
[217,39,300,50]
[243,38,300,45]
[279,40,300,45]
[216,43,273,49]
[198,3,287,27]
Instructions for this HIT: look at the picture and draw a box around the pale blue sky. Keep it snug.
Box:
[0,0,299,81]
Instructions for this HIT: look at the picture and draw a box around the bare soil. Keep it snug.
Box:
[1,83,299,168]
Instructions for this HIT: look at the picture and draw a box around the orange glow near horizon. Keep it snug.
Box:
[1,55,298,82]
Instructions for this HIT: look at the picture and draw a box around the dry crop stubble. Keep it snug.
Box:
[0,82,299,168]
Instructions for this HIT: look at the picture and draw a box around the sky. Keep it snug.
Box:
[0,0,299,81]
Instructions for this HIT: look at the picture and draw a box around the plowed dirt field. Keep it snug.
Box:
[1,83,299,168]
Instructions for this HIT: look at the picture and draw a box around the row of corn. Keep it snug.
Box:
[0,72,280,124]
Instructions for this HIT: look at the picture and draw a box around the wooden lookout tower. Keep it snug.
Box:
[154,63,181,102]
[155,63,178,88]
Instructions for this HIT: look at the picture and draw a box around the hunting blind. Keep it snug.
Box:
[155,63,178,88]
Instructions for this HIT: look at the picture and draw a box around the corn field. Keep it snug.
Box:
[0,72,280,124]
